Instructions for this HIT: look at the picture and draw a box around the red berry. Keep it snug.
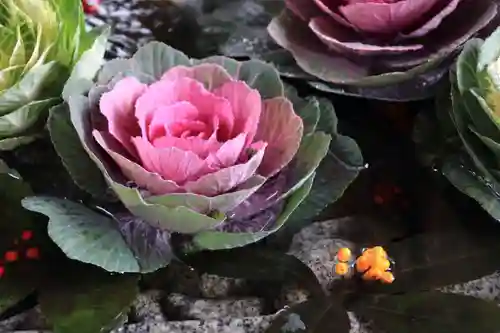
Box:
[5,251,18,262]
[26,248,40,260]
[21,230,33,241]
[0,266,5,277]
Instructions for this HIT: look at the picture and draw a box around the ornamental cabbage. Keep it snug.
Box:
[268,0,498,91]
[0,0,100,149]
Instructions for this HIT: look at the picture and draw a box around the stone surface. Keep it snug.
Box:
[6,218,500,333]
[199,274,249,299]
[165,293,263,320]
[131,291,166,322]
[113,315,275,333]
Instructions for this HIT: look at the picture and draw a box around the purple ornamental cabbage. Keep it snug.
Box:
[268,0,498,88]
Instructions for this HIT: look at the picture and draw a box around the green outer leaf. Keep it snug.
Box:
[278,97,363,236]
[354,292,500,333]
[0,61,57,114]
[39,265,138,333]
[62,27,110,102]
[192,172,315,250]
[0,98,57,137]
[469,126,500,163]
[285,87,320,135]
[450,87,497,181]
[457,89,500,142]
[146,175,266,214]
[478,27,500,71]
[456,39,483,93]
[283,132,330,198]
[96,59,131,84]
[112,182,227,234]
[195,56,284,98]
[0,135,37,151]
[131,41,191,83]
[48,103,110,200]
[442,157,500,221]
[236,60,284,98]
[21,196,141,273]
[469,88,500,134]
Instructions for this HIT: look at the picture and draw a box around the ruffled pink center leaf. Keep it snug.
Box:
[94,64,304,197]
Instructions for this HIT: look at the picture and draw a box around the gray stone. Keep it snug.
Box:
[132,291,166,322]
[165,293,263,320]
[113,315,275,333]
[199,274,249,298]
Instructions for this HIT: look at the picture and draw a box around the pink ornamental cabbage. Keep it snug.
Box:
[268,0,498,85]
[95,67,303,197]
[54,42,335,250]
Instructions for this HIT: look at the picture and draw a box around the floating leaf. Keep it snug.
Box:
[354,292,500,333]
[183,248,324,298]
[39,262,138,333]
[265,298,350,333]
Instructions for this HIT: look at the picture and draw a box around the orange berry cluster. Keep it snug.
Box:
[0,229,40,278]
[334,246,395,284]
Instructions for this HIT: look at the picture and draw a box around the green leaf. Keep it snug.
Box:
[196,56,284,98]
[442,156,500,221]
[279,98,363,236]
[478,27,500,71]
[184,249,324,298]
[375,227,500,293]
[450,88,498,182]
[265,298,350,333]
[96,59,131,85]
[0,61,57,114]
[48,103,110,200]
[21,197,174,273]
[236,60,284,99]
[283,142,364,236]
[62,27,110,101]
[22,196,138,273]
[112,182,227,234]
[285,87,319,135]
[192,172,315,250]
[285,132,331,198]
[314,98,339,135]
[39,263,138,333]
[354,292,500,333]
[0,98,57,137]
[146,176,266,215]
[131,41,191,83]
[456,39,483,93]
[0,135,38,150]
[459,89,500,142]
